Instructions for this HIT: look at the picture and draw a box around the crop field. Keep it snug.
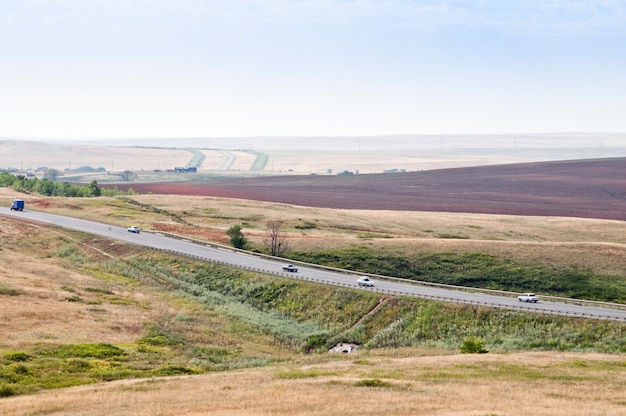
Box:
[109,157,626,221]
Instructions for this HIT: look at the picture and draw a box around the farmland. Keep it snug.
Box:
[1,141,625,415]
[109,157,626,221]
[2,133,626,176]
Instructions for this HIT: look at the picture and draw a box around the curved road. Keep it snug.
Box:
[218,151,236,170]
[2,207,626,322]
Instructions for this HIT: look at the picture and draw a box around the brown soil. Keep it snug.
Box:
[108,158,626,221]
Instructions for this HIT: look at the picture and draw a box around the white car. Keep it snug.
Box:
[127,226,140,233]
[357,277,375,287]
[517,293,539,303]
[282,264,298,272]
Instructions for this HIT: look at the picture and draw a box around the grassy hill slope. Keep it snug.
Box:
[1,187,626,414]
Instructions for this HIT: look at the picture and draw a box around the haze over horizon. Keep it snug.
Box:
[1,1,625,140]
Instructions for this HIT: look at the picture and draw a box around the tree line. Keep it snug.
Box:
[0,172,128,197]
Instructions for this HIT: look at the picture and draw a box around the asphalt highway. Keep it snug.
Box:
[3,206,626,322]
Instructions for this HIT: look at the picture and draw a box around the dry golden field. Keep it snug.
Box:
[1,187,626,415]
[2,187,623,279]
[0,139,515,175]
[1,215,625,416]
[0,140,193,172]
[3,351,626,416]
[5,136,625,175]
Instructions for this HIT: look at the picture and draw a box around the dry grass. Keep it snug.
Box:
[1,187,626,414]
[2,187,624,278]
[263,148,541,174]
[0,221,167,348]
[140,195,626,278]
[0,215,293,359]
[197,150,257,171]
[2,351,626,416]
[0,140,192,172]
[7,137,619,175]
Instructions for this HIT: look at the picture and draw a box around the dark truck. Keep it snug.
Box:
[10,199,24,211]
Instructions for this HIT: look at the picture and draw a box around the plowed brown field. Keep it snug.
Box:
[109,158,626,221]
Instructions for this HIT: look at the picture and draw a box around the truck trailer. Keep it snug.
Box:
[10,199,25,211]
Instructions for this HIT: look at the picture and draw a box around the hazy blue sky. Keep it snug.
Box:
[1,0,625,139]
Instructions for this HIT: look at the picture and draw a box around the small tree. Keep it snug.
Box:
[88,180,101,197]
[226,225,248,249]
[265,220,287,257]
[45,168,60,181]
[460,337,488,354]
[120,170,137,182]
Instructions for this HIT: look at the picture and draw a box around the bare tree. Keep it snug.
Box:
[265,220,287,257]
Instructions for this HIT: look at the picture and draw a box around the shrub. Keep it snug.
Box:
[154,365,200,376]
[460,337,488,354]
[39,343,125,359]
[354,379,393,388]
[294,221,317,230]
[226,225,248,249]
[0,384,16,397]
[137,325,184,347]
[0,286,20,296]
[5,352,31,362]
[301,334,328,353]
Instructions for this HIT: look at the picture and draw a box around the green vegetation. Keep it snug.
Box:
[354,378,393,388]
[2,205,626,399]
[294,221,317,230]
[185,148,205,169]
[0,342,199,396]
[2,235,626,398]
[38,343,125,359]
[289,247,626,303]
[92,252,626,354]
[4,352,31,362]
[460,337,488,354]
[0,172,126,197]
[0,285,21,296]
[247,150,269,171]
[226,224,248,249]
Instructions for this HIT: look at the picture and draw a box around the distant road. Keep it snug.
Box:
[218,151,236,170]
[2,207,626,322]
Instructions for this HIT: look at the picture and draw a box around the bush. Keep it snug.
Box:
[354,379,393,388]
[38,343,125,359]
[4,352,31,362]
[0,286,20,296]
[154,365,200,376]
[460,337,488,354]
[137,325,184,347]
[294,221,317,230]
[226,225,248,249]
[0,384,16,397]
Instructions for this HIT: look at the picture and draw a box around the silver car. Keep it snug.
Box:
[357,277,375,287]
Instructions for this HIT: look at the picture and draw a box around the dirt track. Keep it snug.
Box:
[109,158,626,221]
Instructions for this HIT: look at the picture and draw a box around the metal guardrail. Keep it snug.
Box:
[143,236,626,322]
[148,230,626,313]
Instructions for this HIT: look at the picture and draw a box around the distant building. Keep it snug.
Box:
[174,167,197,173]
